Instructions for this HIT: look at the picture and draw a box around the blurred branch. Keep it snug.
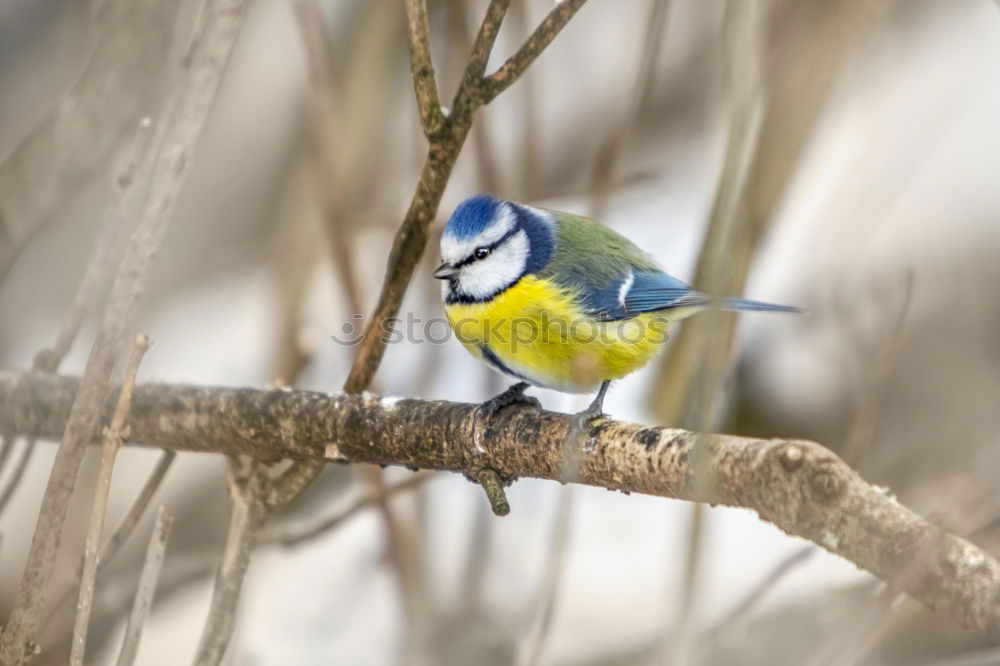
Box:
[587,0,672,217]
[260,473,431,547]
[192,457,271,666]
[711,545,815,631]
[71,335,151,666]
[4,373,1000,643]
[650,0,889,423]
[98,450,176,578]
[0,437,34,517]
[0,0,250,662]
[114,506,173,666]
[651,0,766,427]
[0,0,179,286]
[842,270,913,465]
[44,449,176,627]
[519,486,573,666]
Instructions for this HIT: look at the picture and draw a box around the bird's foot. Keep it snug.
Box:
[568,380,611,435]
[478,382,540,418]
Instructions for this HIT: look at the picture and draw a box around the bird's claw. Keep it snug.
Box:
[478,382,540,418]
[569,405,605,436]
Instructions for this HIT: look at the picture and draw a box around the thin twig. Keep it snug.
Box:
[711,545,815,631]
[292,0,367,320]
[0,437,34,517]
[520,486,574,666]
[0,0,180,288]
[115,506,174,666]
[261,473,431,547]
[192,458,270,666]
[842,270,913,465]
[100,449,177,572]
[0,1,250,661]
[71,334,152,666]
[481,0,590,104]
[404,0,445,136]
[0,434,15,479]
[513,0,541,200]
[32,118,155,375]
[44,449,176,627]
[587,0,672,217]
[456,0,512,104]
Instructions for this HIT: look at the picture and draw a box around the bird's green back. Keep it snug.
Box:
[539,212,660,288]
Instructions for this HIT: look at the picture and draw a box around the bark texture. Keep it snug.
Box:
[0,370,998,643]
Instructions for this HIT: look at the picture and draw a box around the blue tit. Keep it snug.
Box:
[434,194,801,421]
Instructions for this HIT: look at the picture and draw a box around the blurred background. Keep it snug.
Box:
[1,0,1000,664]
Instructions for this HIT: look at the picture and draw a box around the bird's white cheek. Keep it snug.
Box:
[456,240,528,300]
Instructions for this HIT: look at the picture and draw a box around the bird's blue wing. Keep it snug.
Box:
[575,268,708,321]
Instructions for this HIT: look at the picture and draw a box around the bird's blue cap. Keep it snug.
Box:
[444,194,503,240]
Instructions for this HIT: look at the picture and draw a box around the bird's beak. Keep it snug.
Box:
[434,263,459,280]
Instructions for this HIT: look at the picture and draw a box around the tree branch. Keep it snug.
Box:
[480,0,589,104]
[0,371,998,643]
[454,0,512,110]
[404,0,445,137]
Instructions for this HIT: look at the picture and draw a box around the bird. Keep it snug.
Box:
[434,194,801,426]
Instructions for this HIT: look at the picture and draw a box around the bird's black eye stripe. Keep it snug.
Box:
[454,226,519,268]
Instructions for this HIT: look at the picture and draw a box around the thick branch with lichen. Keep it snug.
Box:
[0,370,998,643]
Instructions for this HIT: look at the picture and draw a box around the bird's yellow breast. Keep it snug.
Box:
[445,275,672,392]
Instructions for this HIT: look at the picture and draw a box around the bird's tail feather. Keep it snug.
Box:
[721,297,804,314]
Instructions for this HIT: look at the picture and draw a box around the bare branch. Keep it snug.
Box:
[519,487,573,666]
[71,335,152,666]
[454,0,512,110]
[3,373,1000,643]
[0,437,34,517]
[711,545,815,631]
[0,0,180,286]
[32,117,154,375]
[100,449,176,570]
[44,449,176,627]
[587,0,672,217]
[0,1,250,662]
[260,473,431,547]
[192,458,270,666]
[115,506,173,666]
[481,0,590,105]
[404,0,445,136]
